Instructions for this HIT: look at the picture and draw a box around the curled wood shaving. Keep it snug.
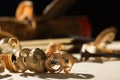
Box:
[15,0,36,30]
[0,37,21,56]
[45,43,74,73]
[93,27,117,53]
[25,48,47,73]
[0,29,15,38]
[81,27,117,53]
[15,0,33,21]
[61,52,74,73]
[45,53,65,73]
[0,38,74,73]
[45,51,74,73]
[0,56,5,72]
[15,48,31,72]
[0,54,17,72]
[45,43,64,56]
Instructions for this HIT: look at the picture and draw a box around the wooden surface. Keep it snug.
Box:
[0,54,120,80]
[0,39,120,80]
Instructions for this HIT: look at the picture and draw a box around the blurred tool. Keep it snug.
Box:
[0,0,92,40]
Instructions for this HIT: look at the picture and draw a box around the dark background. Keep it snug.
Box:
[0,0,120,40]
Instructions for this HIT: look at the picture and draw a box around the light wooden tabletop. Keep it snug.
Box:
[0,57,120,80]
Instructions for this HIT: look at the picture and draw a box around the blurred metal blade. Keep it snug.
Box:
[42,0,78,18]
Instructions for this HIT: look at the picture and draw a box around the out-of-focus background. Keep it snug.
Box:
[0,0,120,40]
[1,1,120,80]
